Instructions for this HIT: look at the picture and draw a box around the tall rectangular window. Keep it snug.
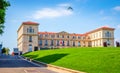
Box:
[57,40,59,46]
[67,41,69,46]
[78,36,81,39]
[29,36,32,42]
[67,36,69,38]
[51,40,54,46]
[45,40,48,46]
[57,35,59,38]
[39,40,42,46]
[39,34,43,38]
[78,41,81,46]
[51,35,55,38]
[62,35,64,38]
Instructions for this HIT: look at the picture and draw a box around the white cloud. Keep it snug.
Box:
[113,6,120,11]
[31,4,73,20]
[117,24,120,29]
[58,3,71,7]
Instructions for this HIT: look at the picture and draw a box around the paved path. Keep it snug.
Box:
[0,55,58,73]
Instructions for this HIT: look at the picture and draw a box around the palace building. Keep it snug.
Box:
[17,21,115,53]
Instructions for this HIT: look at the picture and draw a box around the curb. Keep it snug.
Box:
[22,56,86,73]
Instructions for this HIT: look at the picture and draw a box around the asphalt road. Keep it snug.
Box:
[0,55,58,73]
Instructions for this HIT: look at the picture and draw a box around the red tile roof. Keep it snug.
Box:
[70,34,85,36]
[38,26,115,36]
[99,26,115,30]
[22,21,39,25]
[85,26,115,34]
[38,32,56,34]
[38,32,85,36]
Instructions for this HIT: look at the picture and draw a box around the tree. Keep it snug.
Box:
[1,47,6,53]
[5,47,10,55]
[1,47,10,55]
[0,0,10,34]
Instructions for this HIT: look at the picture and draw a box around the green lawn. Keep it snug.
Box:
[23,47,120,73]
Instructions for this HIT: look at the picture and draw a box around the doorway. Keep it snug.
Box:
[28,44,32,52]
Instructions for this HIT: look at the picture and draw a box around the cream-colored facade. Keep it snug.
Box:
[17,21,115,53]
[17,21,39,53]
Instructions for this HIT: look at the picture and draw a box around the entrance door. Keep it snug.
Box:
[103,42,107,47]
[28,44,32,52]
[34,47,38,51]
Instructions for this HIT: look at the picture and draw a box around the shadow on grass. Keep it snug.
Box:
[24,54,39,59]
[35,54,68,64]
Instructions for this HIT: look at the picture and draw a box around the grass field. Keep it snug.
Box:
[23,47,120,73]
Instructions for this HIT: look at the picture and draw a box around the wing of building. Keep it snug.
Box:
[17,21,115,54]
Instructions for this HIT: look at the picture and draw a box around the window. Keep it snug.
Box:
[27,27,34,33]
[45,34,48,37]
[62,40,65,46]
[78,41,81,46]
[29,36,32,42]
[99,32,101,38]
[73,36,76,39]
[107,39,110,45]
[51,40,54,46]
[83,36,85,39]
[67,41,69,46]
[62,35,64,38]
[39,34,43,38]
[57,35,59,38]
[57,40,59,46]
[96,33,98,38]
[73,41,75,46]
[45,40,48,46]
[105,31,111,38]
[39,40,42,46]
[27,28,29,33]
[78,36,81,39]
[51,35,55,38]
[29,27,33,33]
[67,36,69,38]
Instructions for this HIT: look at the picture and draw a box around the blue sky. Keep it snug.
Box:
[0,0,120,53]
